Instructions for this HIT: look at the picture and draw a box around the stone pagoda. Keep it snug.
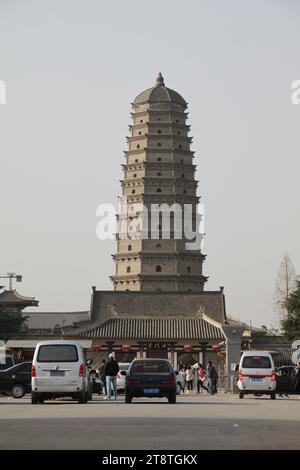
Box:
[111,73,207,292]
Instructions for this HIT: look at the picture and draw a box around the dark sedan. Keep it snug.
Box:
[0,362,32,398]
[125,358,177,404]
[276,366,300,394]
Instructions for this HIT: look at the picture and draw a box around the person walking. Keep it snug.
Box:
[197,363,209,393]
[186,365,194,394]
[207,361,218,394]
[104,353,119,400]
[98,358,107,396]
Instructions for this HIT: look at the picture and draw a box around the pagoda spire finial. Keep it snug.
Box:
[155,72,165,87]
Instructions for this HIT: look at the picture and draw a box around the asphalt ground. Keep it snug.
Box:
[0,393,299,450]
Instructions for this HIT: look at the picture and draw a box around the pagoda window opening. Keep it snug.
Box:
[181,174,185,178]
[157,130,161,134]
[156,243,161,249]
[183,189,187,194]
[176,119,179,123]
[133,173,137,178]
[156,188,162,193]
[135,159,138,163]
[132,189,135,194]
[177,131,181,135]
[138,131,142,135]
[179,144,182,149]
[158,118,161,121]
[157,157,162,162]
[128,245,132,251]
[157,143,161,147]
[156,265,162,273]
[157,172,161,176]
[140,119,143,123]
[187,266,191,273]
[180,158,184,162]
[137,144,140,149]
[127,266,131,273]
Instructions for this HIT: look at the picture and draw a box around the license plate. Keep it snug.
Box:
[251,377,263,382]
[144,388,159,394]
[50,370,65,377]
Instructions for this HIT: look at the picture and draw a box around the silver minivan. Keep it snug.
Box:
[31,340,92,404]
[238,351,276,399]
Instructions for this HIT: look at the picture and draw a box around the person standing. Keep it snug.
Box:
[98,358,107,396]
[197,363,209,393]
[104,353,119,400]
[179,365,187,392]
[186,365,194,394]
[207,361,218,394]
[294,362,300,393]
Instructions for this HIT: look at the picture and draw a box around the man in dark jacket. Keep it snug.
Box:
[104,353,119,400]
[207,361,219,395]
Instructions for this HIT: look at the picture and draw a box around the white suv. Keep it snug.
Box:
[31,340,92,404]
[238,351,276,399]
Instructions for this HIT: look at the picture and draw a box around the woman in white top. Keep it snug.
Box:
[186,365,194,394]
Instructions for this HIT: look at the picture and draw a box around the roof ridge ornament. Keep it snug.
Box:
[155,72,165,87]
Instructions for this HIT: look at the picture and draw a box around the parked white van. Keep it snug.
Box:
[238,351,276,399]
[31,340,92,404]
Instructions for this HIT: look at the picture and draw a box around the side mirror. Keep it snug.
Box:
[120,370,127,376]
[86,358,93,366]
[175,370,179,376]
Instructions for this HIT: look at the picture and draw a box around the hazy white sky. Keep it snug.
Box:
[0,0,299,327]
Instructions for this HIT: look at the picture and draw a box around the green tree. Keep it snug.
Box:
[178,353,198,367]
[281,280,300,342]
[0,308,28,342]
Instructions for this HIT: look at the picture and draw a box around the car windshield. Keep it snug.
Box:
[119,364,130,371]
[242,356,271,369]
[37,345,78,362]
[130,361,172,375]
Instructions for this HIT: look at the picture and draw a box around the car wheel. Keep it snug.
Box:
[79,391,87,404]
[176,383,182,395]
[271,392,276,400]
[168,393,176,404]
[31,395,38,404]
[239,392,244,399]
[125,393,132,403]
[11,384,26,399]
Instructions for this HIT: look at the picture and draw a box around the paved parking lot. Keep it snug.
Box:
[0,393,299,450]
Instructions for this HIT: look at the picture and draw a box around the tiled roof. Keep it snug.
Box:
[133,73,186,106]
[23,311,89,330]
[0,289,38,307]
[82,316,224,341]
